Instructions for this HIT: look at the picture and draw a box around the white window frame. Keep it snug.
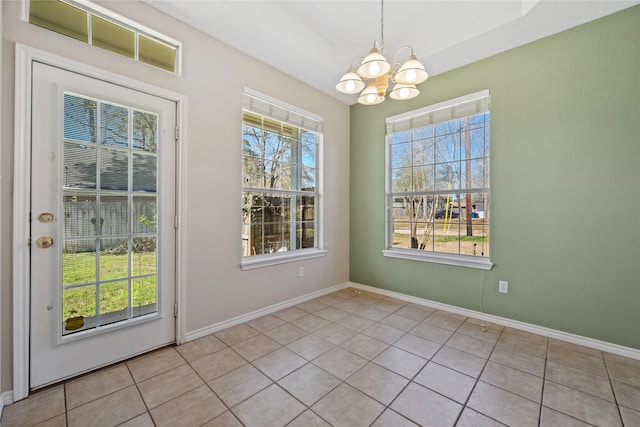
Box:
[240,88,325,270]
[382,90,493,270]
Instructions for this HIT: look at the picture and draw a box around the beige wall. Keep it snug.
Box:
[1,1,350,392]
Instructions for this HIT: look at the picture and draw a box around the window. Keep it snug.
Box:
[383,90,492,270]
[241,89,324,269]
[27,0,180,73]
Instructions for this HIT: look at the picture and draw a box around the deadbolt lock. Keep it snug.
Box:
[38,213,54,223]
[36,236,54,249]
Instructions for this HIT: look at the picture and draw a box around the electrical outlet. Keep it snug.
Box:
[499,280,509,294]
[298,266,304,277]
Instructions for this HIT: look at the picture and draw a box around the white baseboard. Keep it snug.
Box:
[1,390,15,417]
[348,282,640,361]
[184,283,349,342]
[182,280,639,361]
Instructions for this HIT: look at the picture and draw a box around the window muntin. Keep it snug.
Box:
[386,91,490,263]
[27,0,181,74]
[242,92,322,259]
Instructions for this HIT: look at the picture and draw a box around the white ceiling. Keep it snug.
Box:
[144,0,639,105]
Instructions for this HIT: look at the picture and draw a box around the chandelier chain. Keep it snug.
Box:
[380,0,385,52]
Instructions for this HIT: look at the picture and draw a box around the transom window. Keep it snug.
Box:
[241,89,323,268]
[384,90,492,270]
[27,0,181,73]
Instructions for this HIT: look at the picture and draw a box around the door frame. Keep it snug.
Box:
[13,43,187,401]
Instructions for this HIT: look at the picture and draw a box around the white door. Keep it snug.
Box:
[30,62,177,388]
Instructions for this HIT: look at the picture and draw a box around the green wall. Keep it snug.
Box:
[350,6,640,349]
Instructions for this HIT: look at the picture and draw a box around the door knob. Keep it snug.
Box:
[36,236,54,248]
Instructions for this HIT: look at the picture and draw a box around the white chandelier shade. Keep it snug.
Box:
[335,0,429,105]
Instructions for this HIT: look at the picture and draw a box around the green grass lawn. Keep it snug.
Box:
[62,252,157,319]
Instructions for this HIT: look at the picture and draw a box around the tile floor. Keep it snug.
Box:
[2,288,640,426]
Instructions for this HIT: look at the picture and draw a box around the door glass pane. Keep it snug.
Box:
[62,92,161,336]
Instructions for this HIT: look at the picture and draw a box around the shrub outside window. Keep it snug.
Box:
[241,89,323,268]
[384,90,492,270]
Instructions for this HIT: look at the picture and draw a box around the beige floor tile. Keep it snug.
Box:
[294,299,328,313]
[608,360,640,388]
[245,314,286,333]
[410,322,455,344]
[287,410,332,427]
[209,364,273,407]
[336,314,375,332]
[215,324,260,346]
[464,317,503,331]
[373,346,427,379]
[263,323,308,345]
[620,407,640,426]
[232,384,305,426]
[456,408,504,426]
[312,383,385,427]
[547,345,608,378]
[333,298,368,313]
[273,306,308,322]
[362,323,404,344]
[287,334,335,360]
[190,347,247,382]
[467,382,539,427]
[394,333,441,359]
[370,297,408,313]
[406,302,436,314]
[118,412,155,427]
[137,364,204,409]
[390,382,462,427]
[66,363,134,409]
[422,312,465,331]
[31,413,67,427]
[354,306,391,322]
[175,335,227,363]
[446,333,495,358]
[546,360,614,401]
[313,323,356,345]
[543,380,622,426]
[67,385,146,427]
[126,347,185,383]
[612,380,640,410]
[549,339,603,359]
[312,346,367,380]
[394,305,431,322]
[371,409,419,426]
[346,362,409,405]
[315,294,345,306]
[278,363,341,405]
[497,328,548,359]
[292,313,330,332]
[231,333,281,361]
[456,321,501,344]
[202,411,243,427]
[481,360,543,403]
[414,362,476,404]
[380,313,420,332]
[252,347,307,380]
[340,333,388,359]
[315,306,350,322]
[149,384,226,427]
[490,343,546,377]
[605,352,640,370]
[0,385,65,427]
[432,346,487,378]
[540,407,593,427]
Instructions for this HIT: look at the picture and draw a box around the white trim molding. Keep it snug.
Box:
[241,249,327,271]
[382,249,493,270]
[348,282,640,360]
[13,43,188,400]
[1,390,15,417]
[185,283,347,342]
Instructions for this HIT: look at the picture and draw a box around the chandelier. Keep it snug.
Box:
[335,0,429,105]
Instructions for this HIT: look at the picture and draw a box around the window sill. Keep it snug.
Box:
[241,249,327,270]
[382,249,493,270]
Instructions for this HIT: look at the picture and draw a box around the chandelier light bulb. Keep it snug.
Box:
[367,93,377,103]
[399,87,410,98]
[404,69,417,83]
[345,80,356,93]
[368,61,380,77]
